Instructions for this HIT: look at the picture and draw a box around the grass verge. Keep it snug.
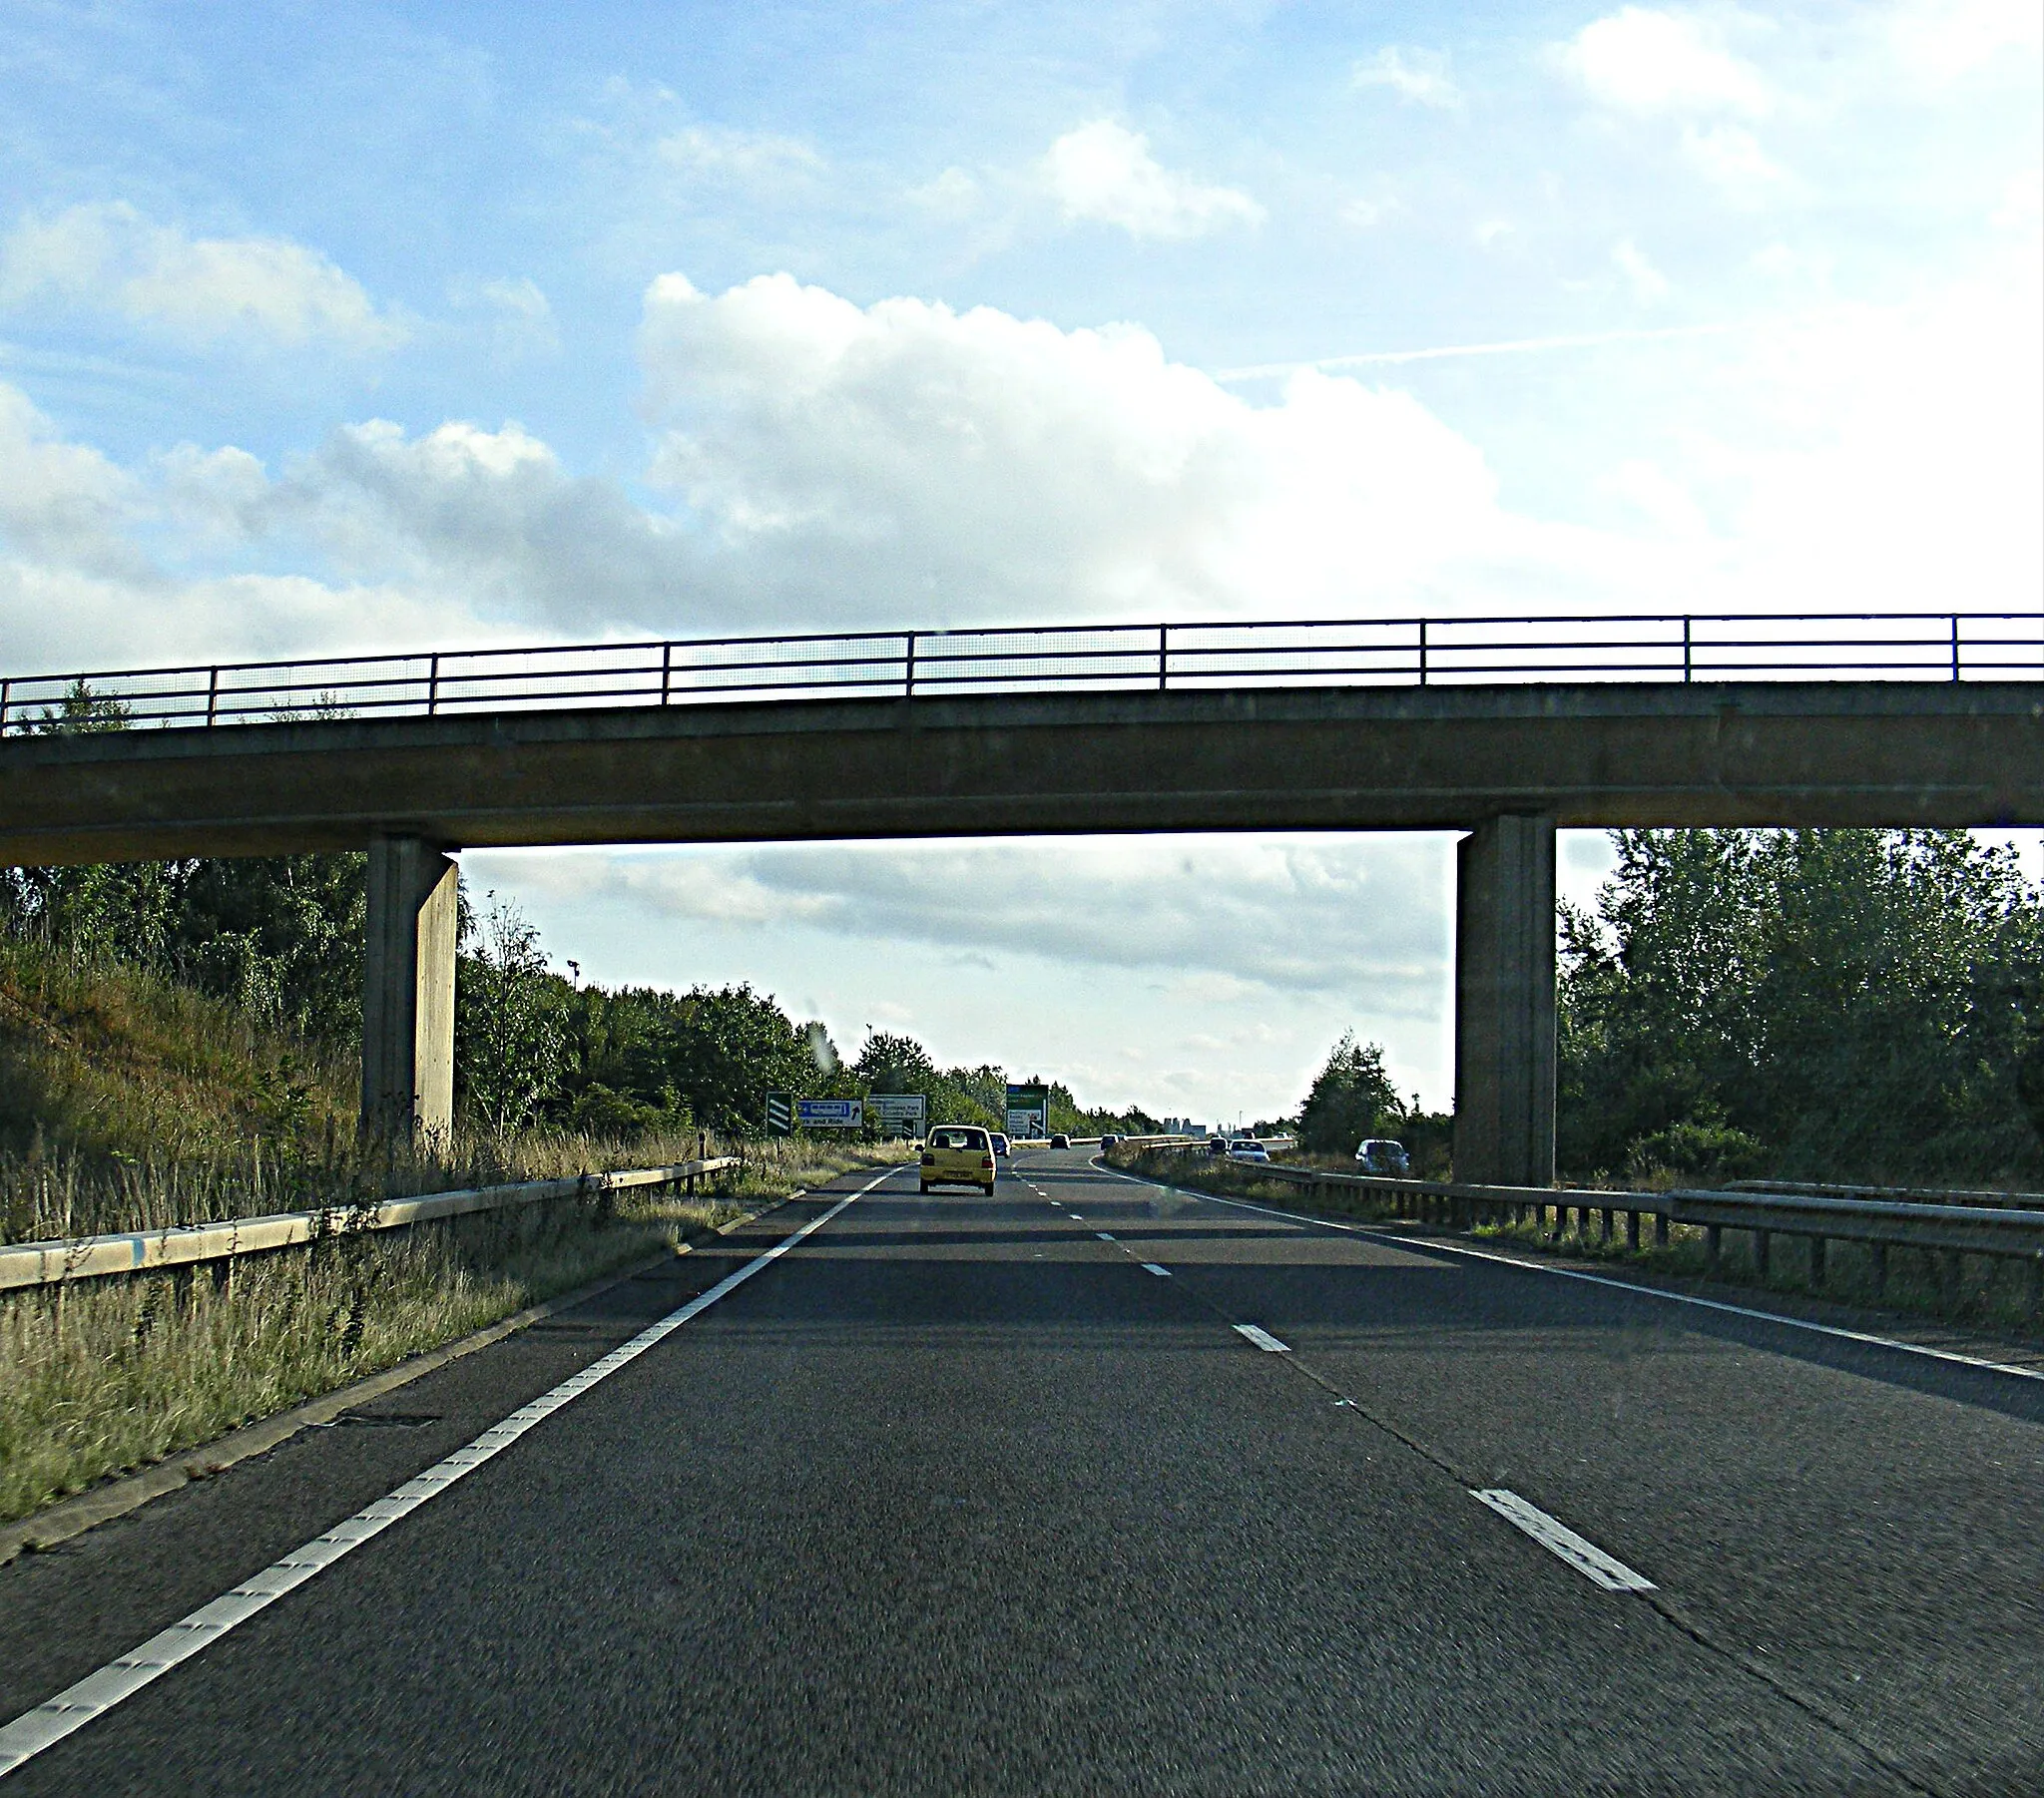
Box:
[0,1139,898,1526]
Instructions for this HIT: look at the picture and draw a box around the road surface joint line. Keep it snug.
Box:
[1234,1323,1290,1353]
[1470,1489,1657,1592]
[0,1165,902,1783]
[1112,1164,2044,1387]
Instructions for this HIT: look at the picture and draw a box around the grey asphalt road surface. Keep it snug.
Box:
[3,1148,2039,1795]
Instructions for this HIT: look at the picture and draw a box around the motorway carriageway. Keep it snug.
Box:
[2,1148,2041,1795]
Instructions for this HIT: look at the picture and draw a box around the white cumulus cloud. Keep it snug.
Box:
[635,269,1562,626]
[5,262,2036,681]
[1558,7,1771,116]
[1352,47,1463,110]
[656,124,825,189]
[449,275,559,355]
[0,203,406,352]
[1036,121,1264,240]
[1612,238,1673,301]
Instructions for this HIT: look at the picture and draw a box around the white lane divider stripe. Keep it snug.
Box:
[1096,1231,1116,1242]
[1471,1489,1656,1592]
[1234,1324,1290,1353]
[0,1165,901,1782]
[1141,1264,1172,1277]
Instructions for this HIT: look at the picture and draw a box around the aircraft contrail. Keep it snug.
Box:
[1216,317,1774,382]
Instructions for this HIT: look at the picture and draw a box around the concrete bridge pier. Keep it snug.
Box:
[1452,814,1557,1188]
[360,835,459,1145]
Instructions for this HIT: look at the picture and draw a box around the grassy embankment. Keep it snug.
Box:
[0,939,896,1526]
[1108,1143,2044,1339]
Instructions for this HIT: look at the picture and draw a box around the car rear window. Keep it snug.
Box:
[930,1127,985,1150]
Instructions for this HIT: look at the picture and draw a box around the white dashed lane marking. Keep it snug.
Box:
[1234,1324,1290,1353]
[1471,1489,1657,1592]
[1141,1264,1171,1277]
[1096,1231,1116,1242]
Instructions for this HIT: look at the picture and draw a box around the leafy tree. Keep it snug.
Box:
[1560,827,2044,1183]
[853,1032,940,1097]
[456,893,570,1135]
[1297,1033,1402,1154]
[172,854,366,1039]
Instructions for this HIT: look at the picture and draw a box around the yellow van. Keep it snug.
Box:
[921,1124,997,1195]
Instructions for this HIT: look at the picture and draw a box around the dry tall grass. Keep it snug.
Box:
[0,933,912,1525]
[1,1139,907,1527]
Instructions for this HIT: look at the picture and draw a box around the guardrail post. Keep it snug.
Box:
[1418,618,1428,686]
[1158,623,1169,690]
[1626,1209,1640,1251]
[1682,616,1692,682]
[206,666,220,726]
[1600,1205,1614,1244]
[1950,614,1961,682]
[1654,1211,1668,1248]
[661,641,673,706]
[1706,1224,1723,1273]
[904,631,917,698]
[426,654,441,716]
[0,677,10,733]
[1755,1227,1773,1281]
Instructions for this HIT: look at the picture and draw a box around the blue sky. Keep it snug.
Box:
[2,1,2038,1123]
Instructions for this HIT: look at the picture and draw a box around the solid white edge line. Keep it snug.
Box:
[1234,1323,1290,1353]
[0,1164,904,1782]
[1092,1160,2044,1387]
[1471,1489,1657,1592]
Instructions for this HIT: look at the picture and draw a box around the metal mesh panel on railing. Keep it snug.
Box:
[2,609,2039,733]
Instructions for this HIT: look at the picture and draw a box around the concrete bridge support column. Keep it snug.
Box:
[1452,814,1556,1188]
[360,835,459,1145]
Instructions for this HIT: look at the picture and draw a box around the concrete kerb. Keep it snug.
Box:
[0,1189,809,1568]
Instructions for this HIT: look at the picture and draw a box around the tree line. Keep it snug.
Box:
[0,855,1158,1141]
[1295,826,2044,1186]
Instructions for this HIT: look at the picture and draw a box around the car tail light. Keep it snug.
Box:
[980,1156,994,1169]
[920,1153,934,1165]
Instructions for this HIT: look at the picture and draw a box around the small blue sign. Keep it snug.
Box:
[795,1097,864,1129]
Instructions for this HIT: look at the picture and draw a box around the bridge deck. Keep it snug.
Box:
[1,680,2040,863]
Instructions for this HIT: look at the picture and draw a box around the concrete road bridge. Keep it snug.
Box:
[3,609,2040,1184]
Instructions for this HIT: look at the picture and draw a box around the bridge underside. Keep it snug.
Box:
[6,679,2039,1170]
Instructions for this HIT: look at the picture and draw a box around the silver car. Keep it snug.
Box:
[1356,1138,1410,1174]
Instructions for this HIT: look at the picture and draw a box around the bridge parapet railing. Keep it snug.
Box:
[1123,1147,2044,1321]
[4,608,2040,733]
